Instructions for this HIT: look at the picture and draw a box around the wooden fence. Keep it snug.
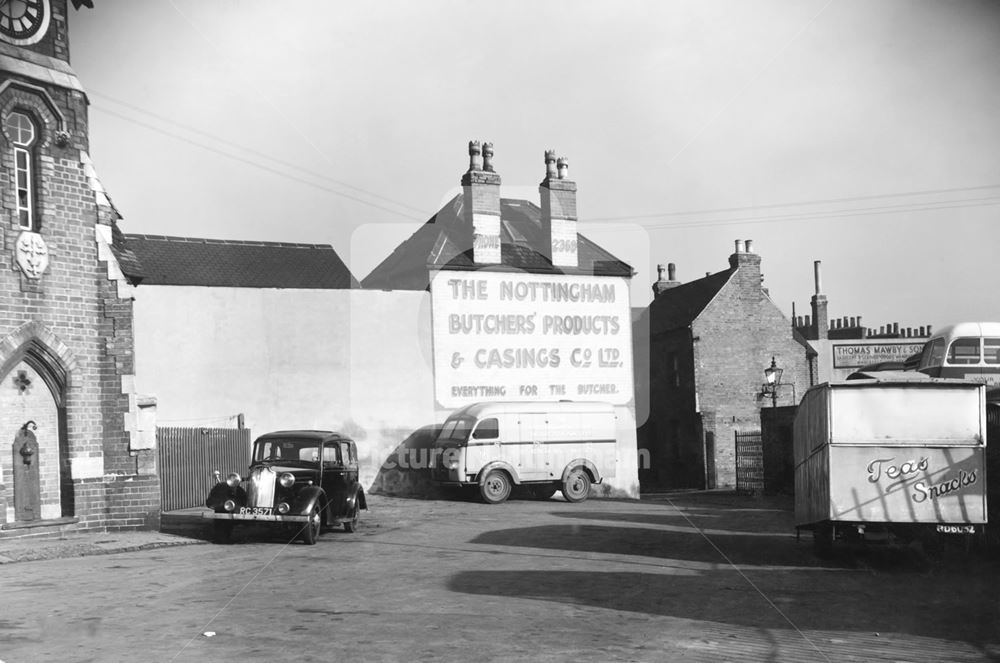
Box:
[158,427,251,512]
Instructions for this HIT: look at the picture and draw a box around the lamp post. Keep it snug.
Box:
[763,356,783,408]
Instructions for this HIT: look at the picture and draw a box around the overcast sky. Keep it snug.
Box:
[71,1,1000,330]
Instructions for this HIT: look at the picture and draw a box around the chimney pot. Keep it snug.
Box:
[805,315,811,327]
[814,260,822,295]
[556,156,569,179]
[745,239,753,253]
[668,262,676,281]
[850,317,856,327]
[657,264,666,280]
[482,141,495,172]
[735,239,745,254]
[544,150,558,179]
[468,140,483,171]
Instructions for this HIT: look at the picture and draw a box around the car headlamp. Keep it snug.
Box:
[279,473,295,488]
[225,472,242,488]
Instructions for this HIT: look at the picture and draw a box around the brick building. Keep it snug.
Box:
[0,0,154,536]
[638,240,812,489]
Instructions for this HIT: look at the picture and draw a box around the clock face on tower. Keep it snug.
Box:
[0,0,51,46]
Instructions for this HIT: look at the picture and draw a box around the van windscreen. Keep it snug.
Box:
[439,417,473,442]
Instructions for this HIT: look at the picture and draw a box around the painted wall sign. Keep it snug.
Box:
[829,445,986,523]
[832,342,925,368]
[430,271,633,407]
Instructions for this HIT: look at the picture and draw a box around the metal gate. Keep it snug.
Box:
[735,429,764,496]
[158,427,251,511]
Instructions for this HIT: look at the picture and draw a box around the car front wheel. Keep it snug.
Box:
[301,504,322,545]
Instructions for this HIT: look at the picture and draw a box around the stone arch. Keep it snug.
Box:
[0,320,77,399]
[0,321,77,521]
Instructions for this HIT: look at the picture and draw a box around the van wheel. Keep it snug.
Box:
[562,468,591,503]
[480,470,512,504]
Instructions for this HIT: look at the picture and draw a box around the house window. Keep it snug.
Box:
[5,111,37,230]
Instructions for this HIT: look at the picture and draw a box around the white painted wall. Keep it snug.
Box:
[133,287,436,488]
[134,286,639,498]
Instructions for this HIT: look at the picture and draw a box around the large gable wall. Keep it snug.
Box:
[692,267,811,487]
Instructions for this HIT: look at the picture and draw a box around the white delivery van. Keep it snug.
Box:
[431,401,618,504]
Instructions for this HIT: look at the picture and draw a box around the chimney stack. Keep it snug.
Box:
[810,260,828,340]
[461,140,502,265]
[652,262,681,296]
[539,149,578,268]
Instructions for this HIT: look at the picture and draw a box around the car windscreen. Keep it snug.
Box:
[437,417,473,444]
[254,439,322,463]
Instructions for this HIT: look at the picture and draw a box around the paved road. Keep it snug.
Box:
[1,492,998,662]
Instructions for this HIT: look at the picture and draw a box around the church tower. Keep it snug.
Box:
[0,0,157,535]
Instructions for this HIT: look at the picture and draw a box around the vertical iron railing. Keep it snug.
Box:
[734,429,764,496]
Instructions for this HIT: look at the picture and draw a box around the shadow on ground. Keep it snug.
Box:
[446,567,1000,655]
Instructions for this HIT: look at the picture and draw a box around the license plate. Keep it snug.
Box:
[937,525,975,535]
[239,506,273,516]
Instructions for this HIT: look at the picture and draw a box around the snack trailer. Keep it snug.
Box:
[794,378,987,550]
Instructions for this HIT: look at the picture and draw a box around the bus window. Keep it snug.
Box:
[985,338,1000,365]
[920,338,945,370]
[947,337,981,365]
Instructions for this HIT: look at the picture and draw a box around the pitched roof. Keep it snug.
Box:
[110,222,144,284]
[124,234,357,289]
[648,268,735,334]
[361,195,632,290]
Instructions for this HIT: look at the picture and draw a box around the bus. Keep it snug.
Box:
[917,322,1000,388]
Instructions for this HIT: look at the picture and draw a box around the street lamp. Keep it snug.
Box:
[762,356,783,407]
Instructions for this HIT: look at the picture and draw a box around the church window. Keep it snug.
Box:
[5,111,37,230]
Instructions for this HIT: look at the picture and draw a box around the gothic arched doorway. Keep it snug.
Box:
[0,334,73,525]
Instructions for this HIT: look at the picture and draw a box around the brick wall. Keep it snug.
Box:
[642,326,704,489]
[644,248,812,491]
[0,35,157,535]
[692,253,810,487]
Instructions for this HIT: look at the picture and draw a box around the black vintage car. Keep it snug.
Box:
[204,430,367,544]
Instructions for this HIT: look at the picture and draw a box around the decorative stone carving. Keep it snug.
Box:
[15,231,49,279]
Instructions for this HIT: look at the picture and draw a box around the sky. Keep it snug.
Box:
[70,0,1000,331]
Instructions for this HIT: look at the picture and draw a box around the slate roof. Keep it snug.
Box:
[124,234,357,289]
[361,195,633,290]
[647,268,735,334]
[110,222,144,285]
